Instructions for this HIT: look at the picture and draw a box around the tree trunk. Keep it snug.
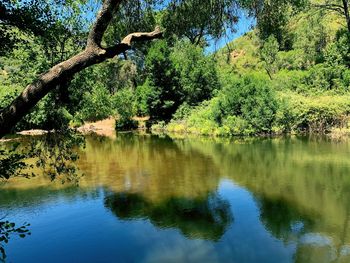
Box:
[0,0,162,138]
[0,50,99,136]
[343,0,350,34]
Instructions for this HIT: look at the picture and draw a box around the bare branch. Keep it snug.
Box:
[103,26,163,58]
[312,3,345,15]
[121,26,163,46]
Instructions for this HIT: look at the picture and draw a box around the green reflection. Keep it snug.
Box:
[257,195,314,241]
[105,192,233,241]
[2,134,350,262]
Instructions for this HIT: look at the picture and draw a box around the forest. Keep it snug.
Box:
[1,0,349,137]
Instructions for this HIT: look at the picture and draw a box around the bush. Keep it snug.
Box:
[115,117,138,131]
[219,74,278,134]
[277,50,308,70]
[186,98,221,132]
[78,84,113,122]
[272,70,308,93]
[164,74,278,136]
[134,79,160,117]
[276,92,350,133]
[0,85,20,110]
[112,88,138,131]
[172,102,193,120]
[151,121,167,131]
[222,116,254,135]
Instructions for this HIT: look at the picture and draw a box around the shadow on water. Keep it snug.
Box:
[104,191,233,241]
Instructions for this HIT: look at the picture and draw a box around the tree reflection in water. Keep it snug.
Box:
[257,196,350,263]
[0,129,85,261]
[2,134,350,262]
[105,192,233,241]
[29,130,85,184]
[257,196,315,242]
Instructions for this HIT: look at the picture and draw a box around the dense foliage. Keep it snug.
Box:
[0,0,349,135]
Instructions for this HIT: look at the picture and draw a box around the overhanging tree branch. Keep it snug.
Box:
[104,26,163,57]
[0,0,163,138]
[87,0,123,48]
[312,3,344,14]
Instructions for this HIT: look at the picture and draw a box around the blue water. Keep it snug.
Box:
[1,134,350,262]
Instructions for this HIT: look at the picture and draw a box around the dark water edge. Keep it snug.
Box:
[1,133,350,263]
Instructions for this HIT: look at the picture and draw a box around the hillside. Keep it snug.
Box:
[160,8,350,136]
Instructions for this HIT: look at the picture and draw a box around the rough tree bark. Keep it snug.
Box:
[0,0,162,138]
[343,0,350,33]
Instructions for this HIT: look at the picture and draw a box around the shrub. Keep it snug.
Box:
[222,116,254,135]
[172,102,193,120]
[272,70,309,94]
[219,74,278,134]
[151,121,167,131]
[165,74,278,136]
[276,92,350,133]
[78,84,113,121]
[112,88,138,131]
[186,98,221,131]
[0,85,20,110]
[115,117,138,131]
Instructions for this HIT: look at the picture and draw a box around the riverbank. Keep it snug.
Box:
[77,117,117,138]
[2,116,350,143]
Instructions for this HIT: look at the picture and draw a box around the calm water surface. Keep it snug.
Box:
[1,134,350,263]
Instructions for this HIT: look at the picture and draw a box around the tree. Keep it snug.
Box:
[139,40,182,121]
[312,0,350,34]
[240,0,307,48]
[171,41,219,105]
[0,0,162,137]
[0,0,56,55]
[260,35,279,79]
[161,0,239,46]
[0,0,249,137]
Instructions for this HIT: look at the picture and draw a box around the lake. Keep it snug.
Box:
[1,133,350,263]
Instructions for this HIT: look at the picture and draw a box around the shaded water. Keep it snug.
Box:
[1,133,350,262]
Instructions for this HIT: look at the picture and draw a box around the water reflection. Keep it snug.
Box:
[105,192,233,241]
[78,134,221,202]
[0,130,85,260]
[1,134,350,262]
[257,196,315,242]
[0,129,84,183]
